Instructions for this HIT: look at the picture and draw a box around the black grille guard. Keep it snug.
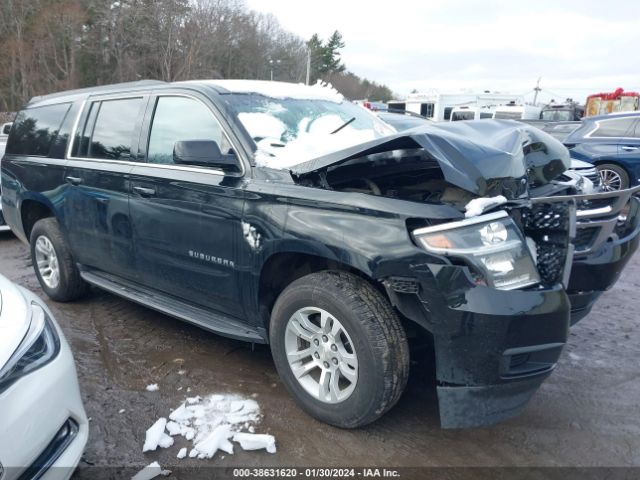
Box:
[539,185,640,257]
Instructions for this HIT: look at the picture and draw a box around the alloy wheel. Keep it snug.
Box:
[284,307,358,404]
[34,235,60,289]
[599,168,623,191]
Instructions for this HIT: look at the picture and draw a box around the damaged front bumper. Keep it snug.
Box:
[566,187,640,324]
[386,262,570,428]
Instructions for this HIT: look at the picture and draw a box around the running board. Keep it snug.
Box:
[79,268,266,343]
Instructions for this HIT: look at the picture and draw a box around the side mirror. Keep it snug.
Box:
[2,123,11,135]
[173,140,241,172]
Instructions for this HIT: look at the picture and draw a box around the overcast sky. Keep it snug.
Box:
[245,0,640,104]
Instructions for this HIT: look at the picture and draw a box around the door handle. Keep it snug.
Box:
[133,186,156,197]
[621,146,639,151]
[65,176,83,186]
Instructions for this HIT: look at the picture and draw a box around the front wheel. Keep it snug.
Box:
[597,163,629,191]
[270,271,409,428]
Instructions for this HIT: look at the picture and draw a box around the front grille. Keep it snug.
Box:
[521,200,573,286]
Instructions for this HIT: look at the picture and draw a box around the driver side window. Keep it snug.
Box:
[147,96,232,164]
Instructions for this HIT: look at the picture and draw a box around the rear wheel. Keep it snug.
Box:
[597,163,629,191]
[30,218,88,302]
[270,271,409,428]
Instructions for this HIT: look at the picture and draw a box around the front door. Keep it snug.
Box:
[129,93,245,318]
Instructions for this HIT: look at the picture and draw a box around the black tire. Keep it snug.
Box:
[270,271,409,428]
[30,217,88,302]
[597,163,629,191]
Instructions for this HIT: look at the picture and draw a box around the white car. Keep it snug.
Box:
[0,274,88,480]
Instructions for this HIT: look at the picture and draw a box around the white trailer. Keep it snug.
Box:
[391,91,524,122]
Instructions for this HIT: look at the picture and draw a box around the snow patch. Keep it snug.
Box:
[131,461,171,480]
[233,432,277,453]
[146,383,159,392]
[464,195,508,218]
[143,418,168,452]
[198,79,344,102]
[142,393,275,461]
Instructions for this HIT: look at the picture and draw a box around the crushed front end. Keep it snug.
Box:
[388,197,575,428]
[289,120,636,428]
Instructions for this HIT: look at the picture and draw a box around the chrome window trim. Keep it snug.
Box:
[412,210,508,236]
[65,92,243,178]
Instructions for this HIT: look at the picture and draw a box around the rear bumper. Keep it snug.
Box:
[386,263,569,429]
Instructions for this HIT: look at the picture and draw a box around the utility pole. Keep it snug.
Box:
[532,77,542,106]
[305,48,311,85]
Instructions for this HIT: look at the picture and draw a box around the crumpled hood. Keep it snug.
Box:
[290,119,571,199]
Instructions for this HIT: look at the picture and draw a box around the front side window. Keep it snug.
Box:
[6,103,71,156]
[591,118,635,138]
[147,96,232,165]
[88,98,144,160]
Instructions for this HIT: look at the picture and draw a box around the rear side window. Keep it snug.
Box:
[73,97,144,160]
[591,118,635,138]
[88,98,144,160]
[6,103,71,156]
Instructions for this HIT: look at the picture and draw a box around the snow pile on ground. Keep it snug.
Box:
[146,384,159,392]
[131,461,171,480]
[142,393,276,461]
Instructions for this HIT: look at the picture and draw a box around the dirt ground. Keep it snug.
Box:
[1,230,639,476]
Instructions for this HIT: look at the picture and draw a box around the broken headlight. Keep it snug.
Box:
[412,211,540,290]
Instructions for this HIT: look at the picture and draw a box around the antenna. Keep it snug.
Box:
[532,77,542,106]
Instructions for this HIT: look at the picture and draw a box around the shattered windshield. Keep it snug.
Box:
[225,93,393,169]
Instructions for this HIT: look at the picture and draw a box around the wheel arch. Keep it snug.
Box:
[20,197,57,242]
[257,249,383,331]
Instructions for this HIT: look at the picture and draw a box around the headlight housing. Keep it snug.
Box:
[0,302,60,394]
[412,211,540,290]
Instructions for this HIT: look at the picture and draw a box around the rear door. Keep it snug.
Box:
[62,94,148,280]
[128,91,246,318]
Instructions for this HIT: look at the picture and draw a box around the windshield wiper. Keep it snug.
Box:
[330,117,356,134]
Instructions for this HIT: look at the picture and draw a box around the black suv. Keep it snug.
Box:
[2,80,639,429]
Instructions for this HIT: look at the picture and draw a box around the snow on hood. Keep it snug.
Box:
[290,120,571,199]
[203,79,344,102]
[0,275,30,370]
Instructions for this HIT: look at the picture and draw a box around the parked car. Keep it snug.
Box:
[2,80,639,430]
[0,274,88,479]
[564,112,640,191]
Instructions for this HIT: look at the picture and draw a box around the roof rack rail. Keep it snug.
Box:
[28,80,167,104]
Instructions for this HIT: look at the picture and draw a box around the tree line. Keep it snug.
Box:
[0,0,393,112]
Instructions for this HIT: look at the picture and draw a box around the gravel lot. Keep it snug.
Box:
[1,230,639,477]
